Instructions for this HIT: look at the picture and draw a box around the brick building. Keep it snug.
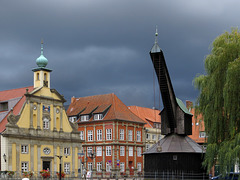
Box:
[67,93,145,177]
[128,106,163,152]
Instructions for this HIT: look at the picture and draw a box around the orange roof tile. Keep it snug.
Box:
[67,93,146,124]
[128,106,161,128]
[0,86,34,132]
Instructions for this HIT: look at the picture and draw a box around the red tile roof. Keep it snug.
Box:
[128,106,161,128]
[0,86,34,132]
[67,93,146,124]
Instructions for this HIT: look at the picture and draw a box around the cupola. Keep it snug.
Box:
[32,40,52,89]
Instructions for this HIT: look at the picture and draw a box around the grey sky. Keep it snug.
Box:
[0,0,239,109]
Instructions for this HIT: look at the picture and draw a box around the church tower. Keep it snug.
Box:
[32,40,52,88]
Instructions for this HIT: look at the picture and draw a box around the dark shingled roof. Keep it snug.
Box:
[144,133,205,154]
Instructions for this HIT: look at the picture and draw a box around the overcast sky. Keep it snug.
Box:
[0,0,239,109]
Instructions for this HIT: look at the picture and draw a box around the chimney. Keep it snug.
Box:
[71,96,75,103]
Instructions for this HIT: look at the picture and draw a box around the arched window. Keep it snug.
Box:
[44,73,47,81]
[43,118,49,129]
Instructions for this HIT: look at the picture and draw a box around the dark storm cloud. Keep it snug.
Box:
[1,0,240,109]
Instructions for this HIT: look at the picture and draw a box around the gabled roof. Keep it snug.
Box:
[67,93,145,124]
[0,86,34,132]
[128,106,161,128]
[144,133,205,154]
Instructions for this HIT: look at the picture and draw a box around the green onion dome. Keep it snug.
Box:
[36,41,48,68]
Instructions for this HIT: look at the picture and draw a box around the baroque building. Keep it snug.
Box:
[67,93,145,177]
[0,42,83,177]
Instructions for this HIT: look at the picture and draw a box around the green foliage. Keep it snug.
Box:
[194,28,240,174]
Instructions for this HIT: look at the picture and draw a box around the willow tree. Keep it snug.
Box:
[194,28,240,174]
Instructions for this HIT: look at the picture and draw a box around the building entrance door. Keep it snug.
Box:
[43,161,51,170]
[129,161,134,175]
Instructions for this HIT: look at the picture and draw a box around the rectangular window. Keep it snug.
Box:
[129,146,133,156]
[106,129,112,140]
[106,162,111,172]
[146,133,150,140]
[21,162,28,172]
[199,131,206,138]
[21,145,28,154]
[96,146,102,156]
[81,115,89,121]
[119,129,124,140]
[120,162,125,172]
[158,134,161,140]
[152,134,156,140]
[97,162,102,172]
[120,146,125,156]
[94,113,103,120]
[69,116,77,122]
[0,102,8,111]
[64,147,70,156]
[128,130,133,141]
[88,162,93,171]
[137,147,141,157]
[88,130,93,141]
[64,163,70,174]
[97,129,102,141]
[146,144,150,151]
[87,147,92,156]
[80,131,84,140]
[137,163,141,172]
[43,118,49,129]
[106,146,111,156]
[136,131,141,142]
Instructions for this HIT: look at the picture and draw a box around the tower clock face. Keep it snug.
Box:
[43,147,51,155]
[33,105,37,110]
[56,108,60,114]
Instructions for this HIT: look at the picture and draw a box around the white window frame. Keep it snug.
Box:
[120,129,124,140]
[97,162,102,172]
[80,131,84,140]
[97,129,102,141]
[43,118,49,129]
[120,162,125,172]
[81,115,89,121]
[64,147,70,156]
[152,134,156,140]
[94,113,103,120]
[88,162,93,171]
[128,130,133,141]
[137,163,141,172]
[137,147,141,157]
[64,163,70,174]
[21,145,28,154]
[69,116,77,122]
[87,147,92,156]
[106,129,112,140]
[199,131,206,138]
[129,146,133,156]
[106,162,111,172]
[88,130,93,141]
[21,162,28,172]
[120,146,125,156]
[106,146,111,156]
[96,146,102,156]
[136,131,141,142]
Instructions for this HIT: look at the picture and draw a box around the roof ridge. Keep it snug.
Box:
[0,86,33,93]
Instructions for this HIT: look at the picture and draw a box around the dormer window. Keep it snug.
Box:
[94,114,103,120]
[0,102,8,111]
[69,116,77,122]
[81,115,89,121]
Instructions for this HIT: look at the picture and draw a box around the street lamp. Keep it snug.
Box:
[55,155,63,180]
